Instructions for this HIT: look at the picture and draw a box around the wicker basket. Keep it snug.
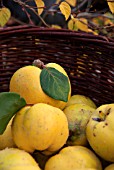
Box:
[0,25,114,106]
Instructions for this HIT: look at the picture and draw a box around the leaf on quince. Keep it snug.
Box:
[59,1,71,20]
[40,67,70,102]
[107,0,114,13]
[35,0,45,15]
[0,92,26,134]
[0,7,11,27]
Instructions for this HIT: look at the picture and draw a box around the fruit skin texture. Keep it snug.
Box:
[0,118,16,149]
[44,146,102,170]
[0,147,41,170]
[11,103,69,154]
[86,104,114,162]
[9,63,71,110]
[65,94,97,109]
[104,164,114,170]
[63,103,95,146]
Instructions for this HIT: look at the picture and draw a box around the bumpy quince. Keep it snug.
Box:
[63,103,95,146]
[86,103,114,162]
[0,117,16,149]
[65,94,97,109]
[0,148,41,170]
[9,62,71,110]
[44,146,102,170]
[11,103,69,154]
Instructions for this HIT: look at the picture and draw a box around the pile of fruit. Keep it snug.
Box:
[0,59,114,170]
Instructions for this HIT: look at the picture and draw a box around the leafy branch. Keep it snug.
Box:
[11,0,49,27]
[0,0,114,37]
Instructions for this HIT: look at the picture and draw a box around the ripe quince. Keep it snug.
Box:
[65,94,96,109]
[104,163,114,170]
[9,62,71,110]
[44,146,102,170]
[86,104,114,162]
[0,148,41,170]
[63,103,95,146]
[0,117,16,149]
[11,103,69,154]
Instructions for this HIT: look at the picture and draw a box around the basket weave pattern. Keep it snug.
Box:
[0,25,114,106]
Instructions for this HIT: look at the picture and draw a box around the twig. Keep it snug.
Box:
[77,12,114,20]
[13,0,50,27]
[72,0,88,12]
[86,0,93,12]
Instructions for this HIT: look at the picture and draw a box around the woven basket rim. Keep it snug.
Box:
[0,25,114,106]
[1,25,114,44]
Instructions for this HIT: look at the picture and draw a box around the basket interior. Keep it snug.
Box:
[0,26,114,106]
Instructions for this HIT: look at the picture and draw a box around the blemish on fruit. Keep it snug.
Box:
[107,108,111,116]
[93,133,96,137]
[92,117,102,122]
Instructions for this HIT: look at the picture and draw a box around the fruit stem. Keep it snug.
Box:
[92,117,102,122]
[92,109,110,122]
[99,110,105,120]
[33,59,46,69]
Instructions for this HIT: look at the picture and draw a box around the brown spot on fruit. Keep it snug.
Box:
[93,133,96,137]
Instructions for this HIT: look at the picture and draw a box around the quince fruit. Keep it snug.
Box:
[0,148,41,170]
[9,62,71,110]
[0,117,16,149]
[66,94,96,109]
[44,146,102,170]
[104,164,114,170]
[63,103,95,146]
[86,104,114,162]
[11,103,69,154]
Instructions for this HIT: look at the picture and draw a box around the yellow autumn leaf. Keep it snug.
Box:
[0,7,11,27]
[68,17,98,35]
[68,17,88,32]
[68,18,78,30]
[56,0,76,6]
[88,29,98,35]
[51,25,61,29]
[66,0,76,7]
[92,15,113,26]
[56,0,61,4]
[104,18,113,25]
[76,18,88,32]
[59,1,71,20]
[35,0,45,15]
[107,0,114,13]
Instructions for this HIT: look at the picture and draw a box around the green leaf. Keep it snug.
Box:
[0,7,11,27]
[40,67,70,102]
[0,92,26,134]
